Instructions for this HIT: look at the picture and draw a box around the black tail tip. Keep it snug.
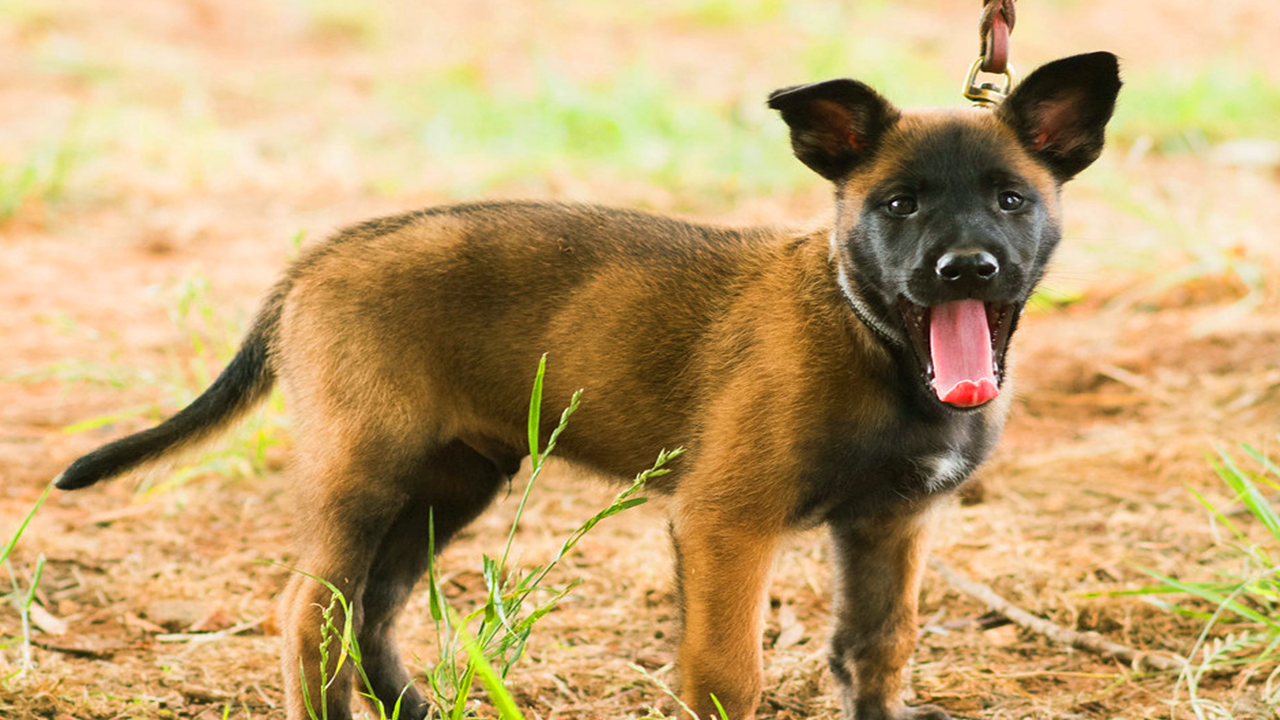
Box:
[54,462,102,490]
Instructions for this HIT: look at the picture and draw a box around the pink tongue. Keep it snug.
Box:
[929,300,999,407]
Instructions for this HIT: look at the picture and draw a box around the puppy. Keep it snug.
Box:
[57,52,1120,720]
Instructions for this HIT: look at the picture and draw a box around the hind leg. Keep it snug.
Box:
[278,433,502,720]
[355,440,515,719]
[280,446,404,720]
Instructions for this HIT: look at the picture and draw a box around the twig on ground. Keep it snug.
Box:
[928,557,1186,673]
[155,614,267,643]
[161,679,236,703]
[251,682,277,708]
[29,638,118,660]
[1094,361,1176,405]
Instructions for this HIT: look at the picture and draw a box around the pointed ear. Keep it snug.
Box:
[996,51,1122,182]
[767,79,900,181]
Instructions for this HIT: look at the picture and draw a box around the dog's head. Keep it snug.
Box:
[769,52,1120,410]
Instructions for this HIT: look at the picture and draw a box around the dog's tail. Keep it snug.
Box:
[55,283,287,491]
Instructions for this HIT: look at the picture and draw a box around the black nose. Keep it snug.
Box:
[936,250,999,284]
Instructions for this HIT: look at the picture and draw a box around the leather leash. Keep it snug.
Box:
[964,0,1017,106]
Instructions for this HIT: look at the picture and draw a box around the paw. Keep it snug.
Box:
[849,697,954,720]
[854,703,954,720]
[899,703,952,720]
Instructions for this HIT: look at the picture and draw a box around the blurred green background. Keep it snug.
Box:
[3,0,1278,212]
[5,0,1278,318]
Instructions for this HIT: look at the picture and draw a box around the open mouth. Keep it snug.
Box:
[899,299,1016,408]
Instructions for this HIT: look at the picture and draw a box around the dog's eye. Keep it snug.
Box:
[998,191,1025,212]
[886,196,918,217]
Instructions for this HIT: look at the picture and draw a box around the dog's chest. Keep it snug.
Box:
[792,406,1000,524]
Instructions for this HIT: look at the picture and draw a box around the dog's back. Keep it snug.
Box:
[276,200,848,478]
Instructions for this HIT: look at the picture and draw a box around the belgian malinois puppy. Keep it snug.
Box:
[57,52,1120,720]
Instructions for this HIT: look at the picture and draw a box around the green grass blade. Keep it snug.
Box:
[1141,567,1280,629]
[1138,595,1216,622]
[629,662,701,719]
[452,607,526,720]
[449,662,478,720]
[710,693,728,720]
[1243,443,1280,481]
[527,354,546,467]
[503,360,581,573]
[1099,581,1243,598]
[418,361,675,718]
[542,388,582,458]
[1188,482,1247,544]
[427,509,444,623]
[23,554,46,608]
[1,482,53,566]
[527,448,677,591]
[299,660,319,720]
[1213,444,1280,539]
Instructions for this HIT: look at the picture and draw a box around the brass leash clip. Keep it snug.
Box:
[962,58,1014,107]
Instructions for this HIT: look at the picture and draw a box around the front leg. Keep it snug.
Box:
[672,495,785,720]
[827,505,950,720]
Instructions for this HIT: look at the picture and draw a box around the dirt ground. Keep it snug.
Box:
[3,1,1280,719]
